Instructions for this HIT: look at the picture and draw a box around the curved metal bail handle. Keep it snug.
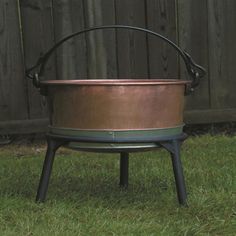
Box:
[26,25,206,90]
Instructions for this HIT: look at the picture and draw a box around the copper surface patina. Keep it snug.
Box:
[42,79,189,131]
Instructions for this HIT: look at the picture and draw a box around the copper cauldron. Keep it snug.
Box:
[26,25,205,151]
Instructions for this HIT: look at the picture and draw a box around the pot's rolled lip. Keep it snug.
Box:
[40,79,191,86]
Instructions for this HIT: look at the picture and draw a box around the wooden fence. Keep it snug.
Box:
[0,0,236,134]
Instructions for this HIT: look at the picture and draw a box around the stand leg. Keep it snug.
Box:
[36,137,64,202]
[170,140,187,206]
[120,152,129,187]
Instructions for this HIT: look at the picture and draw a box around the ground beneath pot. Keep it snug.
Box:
[0,134,235,235]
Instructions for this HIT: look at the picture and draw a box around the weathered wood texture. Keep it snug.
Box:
[208,0,236,109]
[115,0,148,78]
[83,0,117,79]
[0,118,49,134]
[177,0,210,110]
[19,0,55,118]
[0,0,236,134]
[184,109,236,124]
[52,0,87,80]
[0,0,28,121]
[146,0,178,78]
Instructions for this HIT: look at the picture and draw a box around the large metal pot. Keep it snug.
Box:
[27,25,205,151]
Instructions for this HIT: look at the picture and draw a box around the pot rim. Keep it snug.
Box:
[40,79,191,86]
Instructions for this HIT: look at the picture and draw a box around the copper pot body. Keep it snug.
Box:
[42,79,189,131]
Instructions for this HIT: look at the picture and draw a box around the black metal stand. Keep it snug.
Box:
[36,137,68,202]
[159,139,187,206]
[36,134,187,205]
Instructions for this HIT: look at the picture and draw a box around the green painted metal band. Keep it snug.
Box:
[67,142,160,152]
[49,125,184,140]
[49,125,184,151]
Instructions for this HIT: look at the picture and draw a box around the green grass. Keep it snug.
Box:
[0,135,235,235]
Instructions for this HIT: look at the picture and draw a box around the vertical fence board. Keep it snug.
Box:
[208,0,236,109]
[0,0,28,121]
[20,0,55,118]
[52,0,87,80]
[83,0,117,79]
[84,0,105,78]
[146,0,178,78]
[177,0,210,110]
[115,0,148,78]
[100,0,117,79]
